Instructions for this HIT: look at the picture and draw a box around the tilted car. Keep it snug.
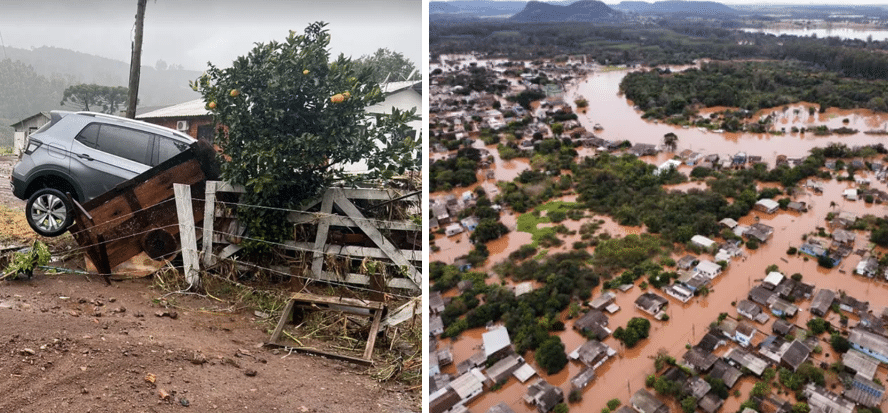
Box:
[11,111,196,236]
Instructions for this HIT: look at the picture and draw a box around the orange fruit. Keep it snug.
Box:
[330,94,344,103]
[230,89,240,97]
[208,102,217,109]
[303,69,309,75]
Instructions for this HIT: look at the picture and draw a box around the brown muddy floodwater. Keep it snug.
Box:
[431,64,888,412]
[567,69,888,165]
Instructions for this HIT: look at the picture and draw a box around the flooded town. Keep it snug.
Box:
[428,49,888,413]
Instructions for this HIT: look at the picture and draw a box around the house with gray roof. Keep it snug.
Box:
[803,383,853,413]
[850,328,888,364]
[635,293,668,316]
[781,340,811,371]
[843,350,879,380]
[524,379,564,413]
[630,389,668,413]
[810,289,836,317]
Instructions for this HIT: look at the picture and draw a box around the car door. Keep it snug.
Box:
[69,123,153,200]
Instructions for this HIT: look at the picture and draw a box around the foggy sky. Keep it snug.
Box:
[0,0,421,72]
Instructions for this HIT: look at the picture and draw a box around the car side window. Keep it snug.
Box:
[75,124,101,149]
[96,124,151,165]
[154,136,190,166]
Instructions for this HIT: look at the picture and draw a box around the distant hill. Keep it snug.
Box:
[613,0,738,17]
[511,0,622,22]
[429,1,531,17]
[0,46,203,147]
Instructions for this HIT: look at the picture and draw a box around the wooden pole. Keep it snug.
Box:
[126,0,147,118]
[174,184,200,289]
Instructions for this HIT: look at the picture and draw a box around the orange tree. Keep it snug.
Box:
[193,22,419,255]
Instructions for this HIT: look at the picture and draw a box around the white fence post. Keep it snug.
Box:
[174,183,200,289]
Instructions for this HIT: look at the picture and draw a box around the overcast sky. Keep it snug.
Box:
[0,0,421,72]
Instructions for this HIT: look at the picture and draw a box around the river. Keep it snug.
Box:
[430,62,888,412]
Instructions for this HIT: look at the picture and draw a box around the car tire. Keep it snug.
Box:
[26,188,74,237]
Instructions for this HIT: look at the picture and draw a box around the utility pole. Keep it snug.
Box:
[126,0,148,119]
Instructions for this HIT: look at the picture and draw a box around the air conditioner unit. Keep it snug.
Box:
[176,120,189,131]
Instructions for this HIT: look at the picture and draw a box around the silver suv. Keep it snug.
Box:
[11,111,196,236]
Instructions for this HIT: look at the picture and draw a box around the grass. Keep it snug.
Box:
[516,201,578,247]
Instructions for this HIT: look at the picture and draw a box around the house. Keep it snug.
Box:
[430,368,487,413]
[665,284,694,303]
[810,289,835,317]
[635,293,668,316]
[513,363,538,383]
[460,217,479,232]
[725,347,768,376]
[844,373,885,408]
[745,223,774,243]
[856,257,879,277]
[432,204,450,224]
[719,218,738,229]
[570,367,596,390]
[430,291,445,314]
[569,340,613,368]
[690,235,716,250]
[849,328,888,364]
[772,319,794,336]
[589,292,617,311]
[786,201,807,212]
[781,340,811,371]
[696,332,724,353]
[136,99,215,141]
[757,396,792,413]
[445,223,464,237]
[10,112,51,155]
[832,229,857,246]
[524,379,564,413]
[748,285,777,307]
[677,255,698,270]
[831,211,858,229]
[677,271,710,292]
[430,387,462,413]
[769,298,798,318]
[487,402,517,413]
[842,350,879,380]
[698,393,724,413]
[763,272,784,289]
[695,260,722,279]
[844,188,858,201]
[803,383,854,413]
[573,309,610,340]
[654,159,682,176]
[486,354,524,384]
[683,376,711,400]
[709,359,742,388]
[682,347,718,373]
[737,300,769,324]
[734,321,756,347]
[630,389,668,413]
[456,351,487,375]
[483,327,512,361]
[755,198,780,214]
[838,295,869,315]
[430,314,444,336]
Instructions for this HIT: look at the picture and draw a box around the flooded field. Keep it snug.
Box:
[567,69,888,165]
[431,64,888,412]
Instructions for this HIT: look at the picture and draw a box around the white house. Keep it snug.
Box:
[654,159,682,176]
[755,198,779,214]
[695,260,722,279]
[691,235,717,250]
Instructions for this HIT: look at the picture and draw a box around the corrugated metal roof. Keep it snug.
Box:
[381,80,421,95]
[483,327,510,358]
[136,99,210,119]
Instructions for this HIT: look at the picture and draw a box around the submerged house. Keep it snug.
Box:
[635,293,668,316]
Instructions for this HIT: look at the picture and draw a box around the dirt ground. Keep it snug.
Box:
[0,155,419,412]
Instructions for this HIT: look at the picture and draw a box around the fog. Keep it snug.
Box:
[0,0,421,71]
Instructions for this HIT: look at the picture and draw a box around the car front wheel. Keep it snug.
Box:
[26,188,74,237]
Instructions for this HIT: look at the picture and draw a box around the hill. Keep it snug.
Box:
[0,46,203,147]
[430,1,531,17]
[511,0,622,22]
[613,0,738,17]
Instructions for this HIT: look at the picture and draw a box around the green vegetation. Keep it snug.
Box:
[830,333,851,353]
[806,317,831,336]
[622,61,888,124]
[516,201,578,247]
[535,336,568,374]
[431,147,481,192]
[613,317,651,348]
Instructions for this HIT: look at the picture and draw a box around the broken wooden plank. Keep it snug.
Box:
[288,212,420,231]
[309,191,335,279]
[201,181,218,267]
[284,241,421,262]
[331,189,420,289]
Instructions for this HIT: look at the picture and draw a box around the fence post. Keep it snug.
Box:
[201,181,217,267]
[174,183,200,289]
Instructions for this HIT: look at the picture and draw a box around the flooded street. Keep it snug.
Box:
[431,63,888,412]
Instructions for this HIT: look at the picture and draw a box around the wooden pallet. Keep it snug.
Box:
[68,145,214,283]
[266,292,386,366]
